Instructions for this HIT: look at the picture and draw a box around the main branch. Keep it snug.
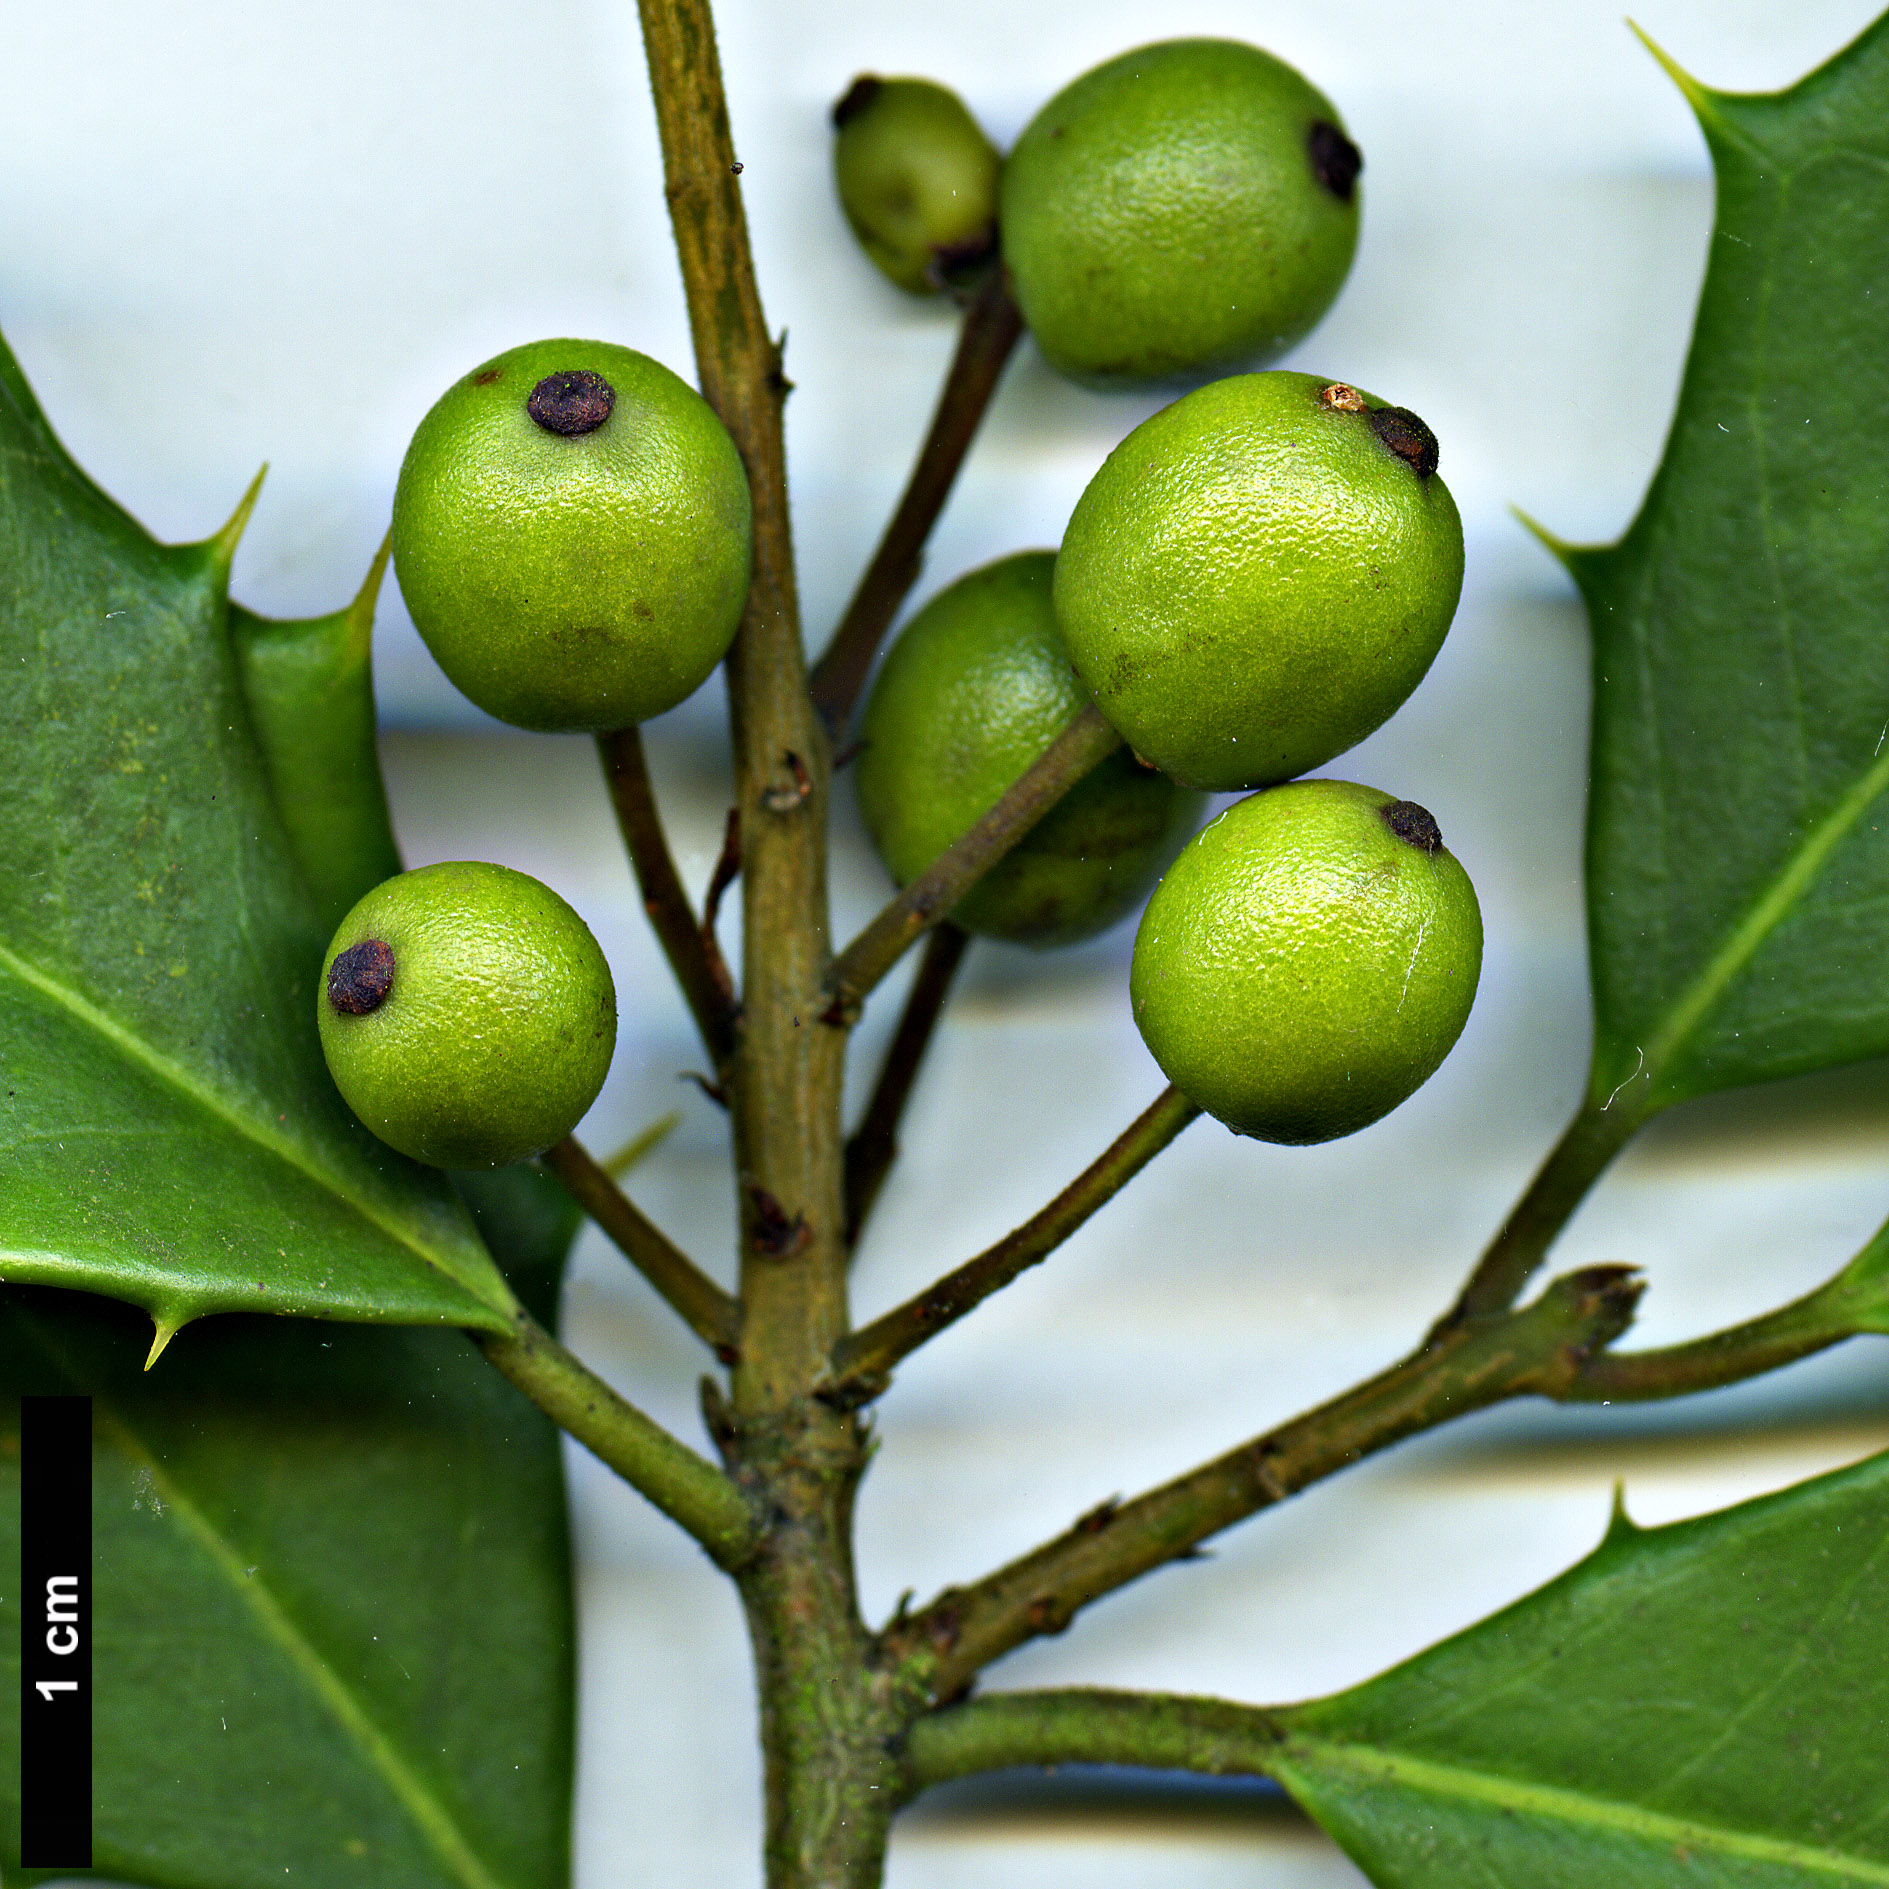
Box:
[887,1266,1643,1700]
[636,0,844,1406]
[636,9,890,1886]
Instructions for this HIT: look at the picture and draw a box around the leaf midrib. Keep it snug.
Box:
[1281,1737,1889,1881]
[1627,736,1889,1097]
[21,1304,521,1889]
[1587,70,1889,1104]
[0,936,508,1320]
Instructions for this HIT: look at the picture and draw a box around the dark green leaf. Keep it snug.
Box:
[230,562,403,939]
[451,1166,583,1329]
[0,1284,574,1889]
[1274,1448,1889,1886]
[0,327,515,1340]
[1570,16,1889,1116]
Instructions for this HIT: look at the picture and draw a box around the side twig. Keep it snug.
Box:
[597,726,739,1069]
[827,703,1122,1017]
[828,1087,1201,1403]
[843,922,970,1246]
[901,1688,1284,1800]
[540,1137,742,1359]
[1568,1224,1889,1401]
[886,1266,1644,1700]
[1435,1094,1645,1330]
[808,268,1025,737]
[475,1306,758,1568]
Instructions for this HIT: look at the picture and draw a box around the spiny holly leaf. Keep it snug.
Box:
[231,564,403,939]
[1273,1446,1889,1887]
[0,1283,575,1889]
[1565,13,1889,1118]
[0,328,516,1344]
[228,553,585,1332]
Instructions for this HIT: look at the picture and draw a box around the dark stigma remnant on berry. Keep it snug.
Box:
[328,938,397,1015]
[527,370,616,437]
[1380,800,1443,854]
[1307,121,1362,202]
[1368,405,1440,480]
[831,75,883,129]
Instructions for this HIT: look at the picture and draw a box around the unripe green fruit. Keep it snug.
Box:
[1001,40,1361,386]
[832,76,1000,295]
[1131,781,1481,1144]
[1055,371,1464,792]
[318,861,617,1170]
[857,551,1202,947]
[391,338,751,733]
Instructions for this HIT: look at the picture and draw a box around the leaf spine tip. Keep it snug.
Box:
[208,462,269,579]
[1626,20,1715,122]
[345,528,394,664]
[144,1318,184,1370]
[1510,505,1576,567]
[1603,1479,1641,1542]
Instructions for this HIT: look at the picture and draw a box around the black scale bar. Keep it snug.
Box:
[19,1395,91,1868]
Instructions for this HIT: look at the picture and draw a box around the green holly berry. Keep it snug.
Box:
[391,338,751,732]
[1131,781,1482,1144]
[1001,39,1361,385]
[318,861,617,1170]
[856,551,1202,947]
[1055,371,1464,792]
[832,76,1000,295]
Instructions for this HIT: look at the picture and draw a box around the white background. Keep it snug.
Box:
[6,2,1889,1884]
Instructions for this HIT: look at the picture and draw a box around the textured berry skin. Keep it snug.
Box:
[318,862,617,1170]
[1001,39,1360,386]
[392,338,751,732]
[857,551,1202,947]
[1131,781,1482,1143]
[832,77,1000,295]
[1055,371,1464,792]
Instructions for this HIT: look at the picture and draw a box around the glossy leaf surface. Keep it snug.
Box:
[0,331,514,1338]
[0,1279,576,1889]
[231,568,403,939]
[1571,16,1889,1113]
[1275,1447,1889,1886]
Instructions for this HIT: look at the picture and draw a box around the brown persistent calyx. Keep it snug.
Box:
[1319,382,1367,413]
[1368,405,1440,480]
[1307,121,1363,203]
[327,938,396,1015]
[527,371,615,437]
[831,75,883,129]
[1380,800,1443,854]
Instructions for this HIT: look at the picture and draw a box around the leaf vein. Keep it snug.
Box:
[1283,1738,1889,1880]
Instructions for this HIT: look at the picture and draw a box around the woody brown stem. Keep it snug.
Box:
[540,1136,741,1357]
[809,269,1024,737]
[887,1266,1645,1700]
[597,726,739,1069]
[843,922,970,1247]
[827,1087,1200,1403]
[826,704,1122,1017]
